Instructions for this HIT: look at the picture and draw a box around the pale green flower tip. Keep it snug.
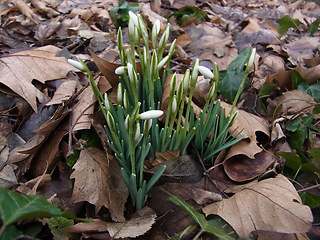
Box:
[197,66,214,79]
[68,59,85,71]
[248,48,256,69]
[115,66,126,75]
[129,11,139,27]
[139,110,163,120]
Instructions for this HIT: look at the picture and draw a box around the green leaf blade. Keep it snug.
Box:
[0,188,64,226]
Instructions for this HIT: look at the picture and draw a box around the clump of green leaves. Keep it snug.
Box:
[68,12,253,211]
[0,188,64,239]
[168,6,206,25]
[109,1,139,28]
[161,188,235,240]
[277,15,319,37]
[276,15,300,37]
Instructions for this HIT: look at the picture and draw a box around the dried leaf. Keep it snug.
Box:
[0,165,18,188]
[203,174,313,239]
[63,207,156,239]
[107,207,156,238]
[220,101,270,159]
[70,147,110,213]
[0,45,77,111]
[8,0,34,21]
[267,90,315,118]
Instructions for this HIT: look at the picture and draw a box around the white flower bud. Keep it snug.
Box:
[183,69,190,93]
[247,48,256,69]
[207,82,216,101]
[129,11,139,28]
[127,62,135,84]
[115,66,126,75]
[191,59,200,85]
[143,119,152,133]
[168,39,176,58]
[134,123,141,144]
[123,90,129,110]
[171,95,177,114]
[116,83,123,106]
[68,59,85,71]
[106,111,115,132]
[170,73,177,97]
[157,55,169,70]
[125,115,130,131]
[104,93,111,111]
[159,24,170,49]
[197,66,214,79]
[138,110,163,120]
[154,19,160,36]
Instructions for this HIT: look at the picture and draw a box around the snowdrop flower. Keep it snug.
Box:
[197,66,214,79]
[115,66,126,75]
[104,93,111,111]
[191,59,200,85]
[247,48,256,69]
[138,110,163,120]
[134,123,141,144]
[143,119,152,134]
[183,69,190,93]
[106,111,116,132]
[170,73,177,97]
[168,39,176,58]
[159,24,170,49]
[153,19,160,36]
[129,11,139,28]
[68,59,85,71]
[171,95,177,114]
[127,62,137,85]
[207,82,216,100]
[116,83,123,106]
[123,90,129,110]
[124,115,130,131]
[157,55,169,69]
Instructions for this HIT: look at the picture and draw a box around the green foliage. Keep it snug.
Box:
[47,216,75,238]
[291,70,320,99]
[285,115,319,153]
[300,192,320,208]
[0,188,64,226]
[161,188,235,240]
[67,128,102,167]
[219,47,251,103]
[168,6,206,25]
[308,18,320,36]
[0,188,64,238]
[109,1,139,28]
[298,83,320,99]
[308,148,320,164]
[276,15,300,37]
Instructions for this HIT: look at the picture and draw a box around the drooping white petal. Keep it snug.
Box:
[68,59,85,71]
[115,66,126,75]
[139,110,163,120]
[247,48,256,69]
[197,66,214,79]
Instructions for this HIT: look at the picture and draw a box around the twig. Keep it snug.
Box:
[297,183,320,193]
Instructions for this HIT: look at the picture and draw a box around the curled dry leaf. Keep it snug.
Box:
[267,90,315,118]
[0,45,77,111]
[203,174,313,239]
[63,207,156,239]
[70,147,110,213]
[221,101,269,159]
